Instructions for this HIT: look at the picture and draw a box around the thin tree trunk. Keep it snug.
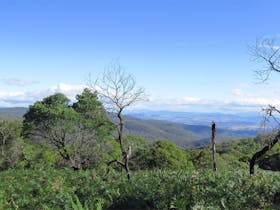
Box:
[250,132,280,174]
[0,131,5,157]
[124,153,131,180]
[117,110,131,180]
[1,138,6,157]
[211,121,217,172]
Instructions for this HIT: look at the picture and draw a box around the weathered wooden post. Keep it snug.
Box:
[211,121,217,172]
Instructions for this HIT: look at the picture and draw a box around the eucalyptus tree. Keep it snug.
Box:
[23,89,114,169]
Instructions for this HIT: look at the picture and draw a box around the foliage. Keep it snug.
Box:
[66,195,103,210]
[0,169,280,209]
[124,135,146,150]
[73,88,114,134]
[0,119,22,169]
[189,134,280,171]
[131,140,194,170]
[22,89,114,169]
[17,141,57,169]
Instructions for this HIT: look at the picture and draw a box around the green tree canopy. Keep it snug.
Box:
[132,140,194,170]
[22,89,114,169]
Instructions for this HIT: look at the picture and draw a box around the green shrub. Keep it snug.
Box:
[132,140,194,171]
[17,142,57,169]
[0,169,279,209]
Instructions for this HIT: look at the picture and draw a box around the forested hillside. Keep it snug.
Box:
[124,117,259,147]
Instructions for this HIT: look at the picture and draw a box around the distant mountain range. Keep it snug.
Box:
[125,110,264,129]
[124,116,260,147]
[123,110,267,147]
[0,107,265,147]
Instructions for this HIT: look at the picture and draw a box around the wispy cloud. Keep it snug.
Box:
[2,78,39,86]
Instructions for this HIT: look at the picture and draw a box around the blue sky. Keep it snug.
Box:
[0,0,280,112]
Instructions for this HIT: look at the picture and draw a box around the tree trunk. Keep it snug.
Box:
[117,110,131,180]
[211,121,217,172]
[124,153,131,180]
[250,132,280,174]
[0,131,5,157]
[1,137,6,158]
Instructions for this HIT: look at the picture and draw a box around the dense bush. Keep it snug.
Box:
[0,169,280,209]
[131,140,194,170]
[17,141,58,169]
[0,120,23,170]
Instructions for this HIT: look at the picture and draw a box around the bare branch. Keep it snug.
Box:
[250,37,280,82]
[89,60,147,113]
[261,105,280,129]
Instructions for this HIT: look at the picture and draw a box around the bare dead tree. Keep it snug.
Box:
[249,37,280,174]
[90,60,146,180]
[250,37,280,82]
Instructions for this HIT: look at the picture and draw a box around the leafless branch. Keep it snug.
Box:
[89,60,147,113]
[261,105,280,129]
[250,37,280,82]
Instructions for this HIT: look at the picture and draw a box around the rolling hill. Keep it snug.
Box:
[124,116,259,147]
[0,107,28,119]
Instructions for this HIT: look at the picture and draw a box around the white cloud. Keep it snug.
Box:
[130,93,280,113]
[182,97,202,103]
[235,97,280,106]
[232,88,242,96]
[0,91,25,98]
[2,78,39,86]
[0,83,86,107]
[49,83,86,100]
